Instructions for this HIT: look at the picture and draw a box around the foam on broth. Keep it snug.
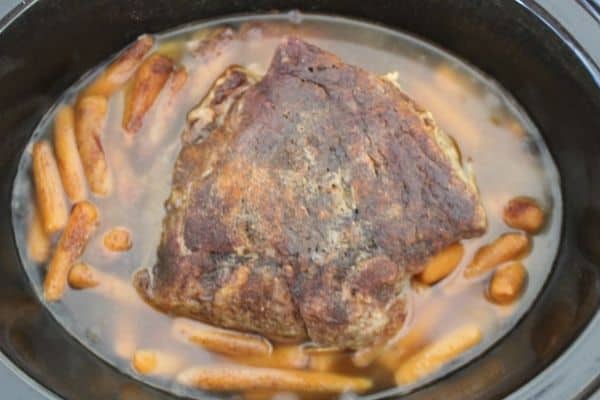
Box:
[11,13,562,399]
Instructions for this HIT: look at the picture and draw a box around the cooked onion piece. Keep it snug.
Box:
[186,28,238,103]
[408,79,481,148]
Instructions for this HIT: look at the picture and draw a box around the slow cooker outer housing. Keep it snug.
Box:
[0,0,599,399]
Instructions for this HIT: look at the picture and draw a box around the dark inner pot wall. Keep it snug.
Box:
[0,1,599,400]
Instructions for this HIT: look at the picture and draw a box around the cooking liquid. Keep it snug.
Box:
[11,14,562,399]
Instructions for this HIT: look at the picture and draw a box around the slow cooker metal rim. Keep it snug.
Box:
[0,0,35,36]
[0,351,58,400]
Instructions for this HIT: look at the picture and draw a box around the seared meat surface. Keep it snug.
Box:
[134,37,486,349]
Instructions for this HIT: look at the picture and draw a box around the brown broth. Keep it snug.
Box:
[11,13,562,400]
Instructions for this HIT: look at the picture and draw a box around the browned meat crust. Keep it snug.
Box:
[134,37,486,349]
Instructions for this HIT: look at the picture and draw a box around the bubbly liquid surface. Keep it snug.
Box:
[11,13,562,399]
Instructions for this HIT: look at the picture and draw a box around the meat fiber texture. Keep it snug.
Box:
[135,37,486,350]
